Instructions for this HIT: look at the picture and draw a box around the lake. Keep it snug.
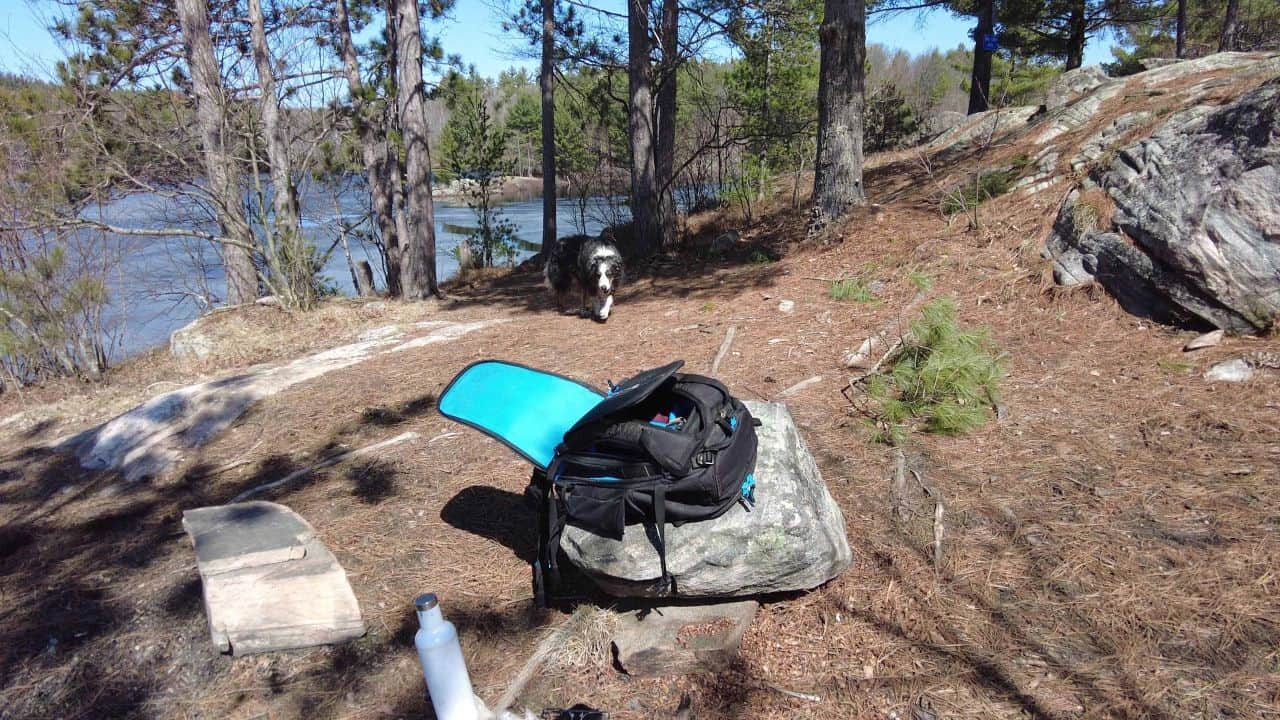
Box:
[92,181,626,358]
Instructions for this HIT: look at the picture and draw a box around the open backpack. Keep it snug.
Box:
[438,360,759,605]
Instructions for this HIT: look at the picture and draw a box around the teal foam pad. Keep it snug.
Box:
[438,360,604,469]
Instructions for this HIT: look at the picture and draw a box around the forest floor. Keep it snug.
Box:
[2,74,1280,719]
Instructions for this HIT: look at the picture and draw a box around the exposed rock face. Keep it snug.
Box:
[64,319,506,481]
[1134,52,1273,87]
[1070,111,1153,179]
[1036,82,1124,145]
[1046,77,1280,333]
[1046,65,1112,110]
[561,401,852,598]
[610,600,758,676]
[923,106,1039,154]
[923,111,965,138]
[170,318,215,360]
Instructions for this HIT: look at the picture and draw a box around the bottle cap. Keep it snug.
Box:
[414,592,439,611]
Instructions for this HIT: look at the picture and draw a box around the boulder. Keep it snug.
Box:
[1046,77,1280,333]
[711,230,740,254]
[1205,358,1255,382]
[924,111,966,138]
[1046,65,1112,110]
[1183,330,1224,352]
[561,401,852,598]
[170,317,215,360]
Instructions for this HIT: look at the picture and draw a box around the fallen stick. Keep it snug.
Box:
[186,439,264,479]
[890,448,909,526]
[776,375,823,399]
[762,682,822,703]
[710,325,737,374]
[932,497,946,568]
[231,431,421,502]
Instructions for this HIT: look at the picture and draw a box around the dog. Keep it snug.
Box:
[543,234,625,322]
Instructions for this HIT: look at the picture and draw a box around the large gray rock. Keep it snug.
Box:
[561,401,852,598]
[1046,78,1280,333]
[1046,65,1112,110]
[170,317,215,360]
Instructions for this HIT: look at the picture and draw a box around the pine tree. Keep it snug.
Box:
[812,0,867,228]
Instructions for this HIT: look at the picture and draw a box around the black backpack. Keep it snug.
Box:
[533,360,759,604]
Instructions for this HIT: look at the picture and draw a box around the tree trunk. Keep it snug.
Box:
[336,0,401,296]
[248,0,310,309]
[355,261,376,296]
[1065,0,1086,70]
[1176,0,1187,58]
[1219,0,1240,52]
[811,0,866,228]
[541,0,557,255]
[654,0,678,251]
[967,0,995,114]
[394,0,439,298]
[176,0,257,306]
[384,1,411,292]
[628,0,659,257]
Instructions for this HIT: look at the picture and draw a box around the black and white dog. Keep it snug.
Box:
[543,234,625,322]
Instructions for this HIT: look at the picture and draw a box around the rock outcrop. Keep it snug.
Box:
[1045,75,1280,333]
[561,401,852,598]
[1046,64,1112,110]
[170,317,215,360]
[64,319,506,481]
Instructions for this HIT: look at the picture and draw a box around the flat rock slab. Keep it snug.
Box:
[63,319,506,481]
[562,401,852,598]
[612,601,758,677]
[182,502,365,655]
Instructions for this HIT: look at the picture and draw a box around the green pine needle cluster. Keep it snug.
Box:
[829,276,878,303]
[866,299,1004,444]
[908,271,934,292]
[941,168,1016,216]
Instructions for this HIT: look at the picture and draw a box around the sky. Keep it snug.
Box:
[0,0,1118,81]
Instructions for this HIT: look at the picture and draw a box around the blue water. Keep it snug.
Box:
[92,180,625,358]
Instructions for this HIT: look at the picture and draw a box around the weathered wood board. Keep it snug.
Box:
[182,502,366,655]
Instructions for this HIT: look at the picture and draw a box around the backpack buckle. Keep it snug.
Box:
[694,450,717,467]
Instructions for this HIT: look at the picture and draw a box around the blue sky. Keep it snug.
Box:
[0,0,1116,80]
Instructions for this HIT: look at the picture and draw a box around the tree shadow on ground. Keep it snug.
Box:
[347,459,399,504]
[0,385,447,717]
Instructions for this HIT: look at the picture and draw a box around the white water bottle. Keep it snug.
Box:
[414,593,478,720]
